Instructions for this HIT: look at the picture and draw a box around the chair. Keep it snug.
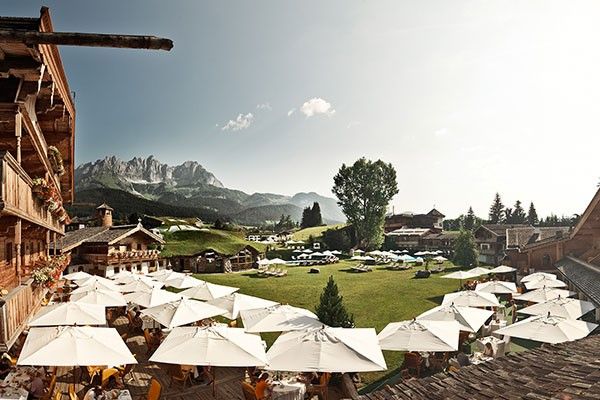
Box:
[87,365,102,385]
[401,352,422,378]
[119,362,135,385]
[53,390,62,400]
[169,365,193,388]
[69,384,80,400]
[145,378,162,400]
[306,372,330,400]
[143,329,159,355]
[241,381,258,400]
[40,374,57,400]
[101,367,120,388]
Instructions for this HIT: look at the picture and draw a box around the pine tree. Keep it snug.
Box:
[463,207,476,230]
[504,207,513,224]
[527,202,539,226]
[453,229,479,267]
[311,202,323,226]
[300,206,311,228]
[488,193,504,224]
[315,276,355,328]
[512,200,527,224]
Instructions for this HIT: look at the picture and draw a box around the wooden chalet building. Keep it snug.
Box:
[171,245,262,274]
[0,9,76,351]
[504,225,571,271]
[55,204,166,277]
[473,224,528,265]
[384,209,445,233]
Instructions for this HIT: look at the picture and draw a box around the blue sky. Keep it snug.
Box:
[4,1,600,218]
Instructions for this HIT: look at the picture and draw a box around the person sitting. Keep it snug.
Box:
[0,355,12,380]
[254,373,270,400]
[299,371,320,385]
[456,350,471,367]
[27,371,45,400]
[83,386,105,400]
[483,342,495,358]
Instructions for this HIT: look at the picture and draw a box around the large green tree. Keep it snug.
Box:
[300,202,323,228]
[463,206,476,230]
[315,276,354,328]
[488,193,504,224]
[453,229,479,267]
[527,202,539,225]
[332,158,398,249]
[511,200,527,224]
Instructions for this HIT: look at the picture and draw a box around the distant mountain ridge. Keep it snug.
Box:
[74,155,345,224]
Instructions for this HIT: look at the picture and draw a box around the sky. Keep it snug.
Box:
[4,1,600,218]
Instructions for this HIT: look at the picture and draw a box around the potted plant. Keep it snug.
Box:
[47,146,65,176]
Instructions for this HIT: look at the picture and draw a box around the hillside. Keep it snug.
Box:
[161,229,266,257]
[292,224,346,242]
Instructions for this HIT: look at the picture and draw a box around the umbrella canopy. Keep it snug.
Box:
[442,291,500,307]
[70,288,128,307]
[17,326,137,366]
[74,276,119,290]
[149,326,267,367]
[147,269,174,278]
[302,249,313,254]
[241,305,322,333]
[266,326,386,373]
[494,315,598,344]
[331,250,342,255]
[71,281,120,295]
[433,256,448,262]
[62,271,92,281]
[417,304,494,332]
[207,293,279,320]
[518,297,596,319]
[466,267,492,276]
[399,255,417,262]
[125,288,183,308]
[378,320,460,352]
[179,281,240,302]
[151,270,184,283]
[475,281,518,294]
[257,259,271,266]
[112,274,156,286]
[163,275,204,290]
[520,272,557,283]
[489,265,516,274]
[514,287,576,303]
[442,270,479,280]
[28,303,106,327]
[140,298,226,329]
[118,280,164,293]
[524,277,567,290]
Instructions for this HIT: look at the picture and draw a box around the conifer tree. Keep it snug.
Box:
[527,202,539,226]
[315,276,355,328]
[488,193,504,224]
[512,200,527,224]
[463,206,476,230]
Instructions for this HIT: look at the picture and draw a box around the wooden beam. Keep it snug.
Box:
[0,57,41,74]
[0,30,173,51]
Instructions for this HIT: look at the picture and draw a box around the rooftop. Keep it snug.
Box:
[506,226,571,249]
[556,256,600,307]
[56,224,164,252]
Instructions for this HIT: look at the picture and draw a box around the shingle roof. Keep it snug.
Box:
[478,224,529,237]
[556,256,600,307]
[506,226,571,248]
[56,227,107,251]
[359,335,600,400]
[56,224,163,251]
[427,209,445,218]
[96,203,114,211]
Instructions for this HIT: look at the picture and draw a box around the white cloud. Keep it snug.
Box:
[300,98,335,117]
[256,102,272,111]
[287,108,295,116]
[222,113,254,131]
[434,128,449,137]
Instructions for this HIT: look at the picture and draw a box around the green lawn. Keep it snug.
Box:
[291,224,345,242]
[161,229,266,257]
[194,260,462,385]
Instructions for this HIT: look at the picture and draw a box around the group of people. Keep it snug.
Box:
[246,369,327,400]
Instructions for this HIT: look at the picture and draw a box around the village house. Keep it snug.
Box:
[419,231,461,254]
[170,245,262,273]
[54,204,167,277]
[504,225,571,271]
[386,228,433,250]
[0,9,76,350]
[384,208,445,233]
[473,224,528,265]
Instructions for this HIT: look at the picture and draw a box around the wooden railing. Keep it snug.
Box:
[0,151,63,233]
[81,250,161,265]
[0,281,46,351]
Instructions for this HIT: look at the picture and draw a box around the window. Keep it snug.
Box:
[5,243,12,264]
[137,243,142,250]
[480,243,490,250]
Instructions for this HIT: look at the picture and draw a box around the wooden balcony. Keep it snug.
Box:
[81,250,161,265]
[0,151,63,234]
[0,280,46,351]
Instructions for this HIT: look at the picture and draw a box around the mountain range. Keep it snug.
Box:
[72,156,345,225]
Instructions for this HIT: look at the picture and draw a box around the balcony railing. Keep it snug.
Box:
[0,151,63,233]
[81,250,161,265]
[0,280,46,351]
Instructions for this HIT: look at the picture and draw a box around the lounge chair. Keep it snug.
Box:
[145,378,162,400]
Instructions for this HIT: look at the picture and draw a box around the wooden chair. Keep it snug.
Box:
[306,372,330,400]
[119,362,135,385]
[145,378,162,400]
[68,384,80,400]
[40,374,57,400]
[169,365,193,388]
[101,367,120,388]
[143,329,159,355]
[53,390,62,400]
[401,352,422,378]
[87,365,102,385]
[241,381,258,400]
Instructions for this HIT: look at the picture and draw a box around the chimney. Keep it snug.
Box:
[96,203,114,227]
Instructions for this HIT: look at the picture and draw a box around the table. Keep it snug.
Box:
[469,352,494,365]
[85,389,132,400]
[475,336,507,358]
[141,316,160,330]
[271,380,306,400]
[0,368,37,400]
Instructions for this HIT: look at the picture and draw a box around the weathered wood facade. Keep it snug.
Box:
[172,246,262,274]
[0,8,75,350]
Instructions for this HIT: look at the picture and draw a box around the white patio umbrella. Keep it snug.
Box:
[266,326,387,373]
[140,298,226,330]
[149,326,267,366]
[442,270,479,280]
[466,267,493,276]
[70,288,128,307]
[489,265,516,274]
[257,259,271,266]
[241,305,322,333]
[207,293,279,320]
[151,270,184,283]
[331,250,342,255]
[442,291,500,308]
[269,258,287,264]
[28,303,106,327]
[17,326,137,366]
[433,256,448,262]
[378,319,460,352]
[514,287,576,303]
[118,279,164,293]
[524,277,567,290]
[520,272,557,283]
[302,249,313,254]
[179,282,239,301]
[475,281,518,294]
[518,297,596,319]
[112,274,155,285]
[494,314,598,344]
[163,274,204,290]
[62,271,92,281]
[417,304,494,333]
[146,269,174,278]
[73,277,120,292]
[124,287,183,308]
[71,281,120,295]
